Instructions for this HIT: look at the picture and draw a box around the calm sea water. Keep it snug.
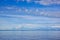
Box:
[0,31,60,40]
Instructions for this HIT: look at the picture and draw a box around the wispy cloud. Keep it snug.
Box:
[51,24,60,28]
[33,0,60,5]
[0,0,60,30]
[0,14,60,30]
[15,0,60,5]
[0,23,60,30]
[0,6,60,18]
[0,14,60,23]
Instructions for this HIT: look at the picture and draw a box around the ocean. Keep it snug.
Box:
[0,31,60,40]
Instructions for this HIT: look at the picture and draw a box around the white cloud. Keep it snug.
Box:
[13,0,60,5]
[0,14,40,19]
[0,18,60,30]
[1,6,60,18]
[34,0,60,5]
[0,23,49,30]
[14,24,22,29]
[1,23,60,30]
[0,14,60,21]
[51,24,60,28]
[22,24,40,28]
[24,8,29,12]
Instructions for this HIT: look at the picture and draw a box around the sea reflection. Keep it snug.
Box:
[0,31,60,40]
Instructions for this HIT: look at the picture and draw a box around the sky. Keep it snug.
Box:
[0,0,60,30]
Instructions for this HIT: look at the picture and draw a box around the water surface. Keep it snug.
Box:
[0,31,60,40]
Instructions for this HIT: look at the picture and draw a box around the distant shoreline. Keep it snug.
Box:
[0,30,60,31]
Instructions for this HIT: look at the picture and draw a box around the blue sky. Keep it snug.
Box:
[0,0,60,30]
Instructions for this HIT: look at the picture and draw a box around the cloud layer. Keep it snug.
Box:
[0,0,60,30]
[34,0,60,5]
[0,6,60,18]
[16,0,60,5]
